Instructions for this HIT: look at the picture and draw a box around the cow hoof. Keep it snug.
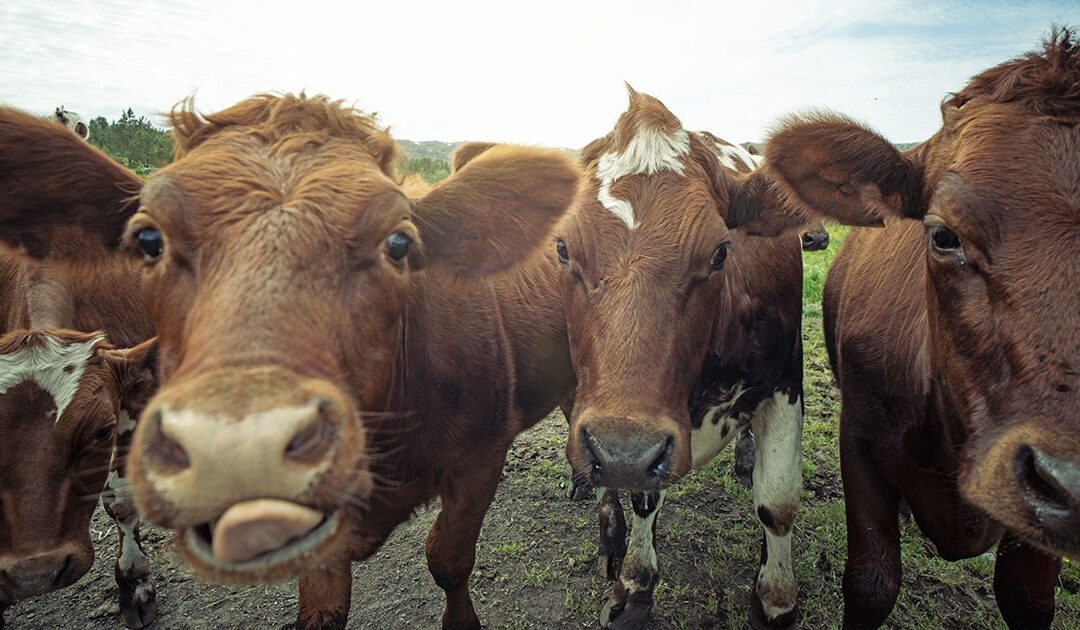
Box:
[119,580,158,629]
[750,590,797,630]
[567,477,595,501]
[601,597,650,630]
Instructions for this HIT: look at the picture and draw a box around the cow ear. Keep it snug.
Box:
[0,107,144,259]
[450,141,497,173]
[105,338,159,419]
[410,145,580,275]
[764,113,928,223]
[720,170,813,236]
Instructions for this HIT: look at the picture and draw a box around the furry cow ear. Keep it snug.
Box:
[410,145,580,275]
[765,113,928,222]
[0,106,143,259]
[105,338,159,419]
[721,170,815,236]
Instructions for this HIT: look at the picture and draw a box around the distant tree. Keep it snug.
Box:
[88,109,173,174]
[398,156,451,184]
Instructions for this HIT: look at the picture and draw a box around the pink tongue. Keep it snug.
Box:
[211,499,325,564]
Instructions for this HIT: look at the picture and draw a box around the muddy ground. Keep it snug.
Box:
[6,317,1080,629]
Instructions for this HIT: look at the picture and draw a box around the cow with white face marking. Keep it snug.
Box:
[0,331,156,629]
[0,106,159,629]
[557,88,868,629]
[50,107,89,141]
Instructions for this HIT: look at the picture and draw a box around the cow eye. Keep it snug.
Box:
[136,227,164,259]
[930,225,961,252]
[386,232,412,262]
[93,426,115,444]
[709,243,730,272]
[555,239,569,265]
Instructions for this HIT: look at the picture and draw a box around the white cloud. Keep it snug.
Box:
[1,0,1076,146]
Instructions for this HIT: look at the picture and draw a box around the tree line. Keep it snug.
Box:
[86,107,453,182]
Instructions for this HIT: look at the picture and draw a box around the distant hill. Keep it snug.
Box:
[397,139,462,162]
[894,142,922,151]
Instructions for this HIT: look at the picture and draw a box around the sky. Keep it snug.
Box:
[1,0,1077,148]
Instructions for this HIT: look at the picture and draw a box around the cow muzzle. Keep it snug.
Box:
[963,424,1080,558]
[0,545,86,600]
[570,413,687,490]
[128,367,370,580]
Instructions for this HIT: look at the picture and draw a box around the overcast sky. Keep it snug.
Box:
[1,1,1076,148]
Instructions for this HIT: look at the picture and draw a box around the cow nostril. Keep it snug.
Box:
[285,400,340,464]
[581,427,603,475]
[1015,446,1071,513]
[646,435,674,479]
[146,409,190,474]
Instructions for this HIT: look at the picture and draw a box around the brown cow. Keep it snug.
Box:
[764,30,1080,629]
[0,93,581,630]
[0,106,159,629]
[557,88,861,629]
[0,331,156,629]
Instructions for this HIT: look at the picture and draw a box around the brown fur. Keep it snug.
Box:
[768,29,1080,629]
[0,331,157,624]
[0,93,581,630]
[558,89,845,628]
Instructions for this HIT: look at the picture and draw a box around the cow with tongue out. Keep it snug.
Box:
[0,92,583,629]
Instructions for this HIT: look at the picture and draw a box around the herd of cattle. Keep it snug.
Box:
[0,30,1078,630]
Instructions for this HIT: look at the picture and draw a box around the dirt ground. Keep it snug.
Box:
[5,320,1079,629]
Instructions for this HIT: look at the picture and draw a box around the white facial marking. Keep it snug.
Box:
[0,335,104,423]
[690,382,748,468]
[595,123,690,229]
[117,409,137,436]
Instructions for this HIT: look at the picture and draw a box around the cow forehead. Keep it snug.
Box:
[0,334,105,423]
[594,122,691,230]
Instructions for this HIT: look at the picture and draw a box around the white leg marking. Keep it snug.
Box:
[751,393,803,618]
[619,490,665,593]
[104,471,149,574]
[595,123,690,229]
[0,334,104,422]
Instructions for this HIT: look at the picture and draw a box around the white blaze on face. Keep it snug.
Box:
[0,335,104,423]
[595,123,690,229]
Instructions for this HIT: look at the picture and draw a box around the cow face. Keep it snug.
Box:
[0,331,155,604]
[0,94,575,584]
[560,89,813,491]
[766,31,1080,557]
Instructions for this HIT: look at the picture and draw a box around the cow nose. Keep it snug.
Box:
[1015,446,1080,531]
[0,552,71,595]
[579,423,676,490]
[801,231,829,251]
[135,393,346,522]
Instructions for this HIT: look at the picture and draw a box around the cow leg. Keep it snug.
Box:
[734,428,755,488]
[748,394,802,628]
[600,490,664,630]
[297,561,352,630]
[839,421,901,629]
[597,489,627,579]
[426,459,504,630]
[101,412,157,629]
[993,533,1059,629]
